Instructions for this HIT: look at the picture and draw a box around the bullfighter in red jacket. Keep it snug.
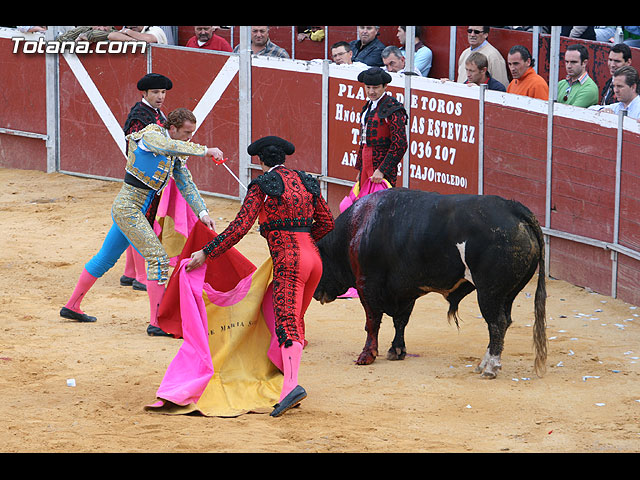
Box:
[187,136,335,417]
[355,67,408,188]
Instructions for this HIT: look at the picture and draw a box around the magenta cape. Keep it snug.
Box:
[146,222,283,417]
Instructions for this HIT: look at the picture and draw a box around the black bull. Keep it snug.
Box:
[313,188,547,379]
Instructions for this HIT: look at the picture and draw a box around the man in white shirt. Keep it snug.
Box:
[591,66,640,120]
[381,45,422,76]
[330,41,368,69]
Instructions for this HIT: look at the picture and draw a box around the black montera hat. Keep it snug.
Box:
[137,73,173,91]
[247,136,295,156]
[357,67,392,86]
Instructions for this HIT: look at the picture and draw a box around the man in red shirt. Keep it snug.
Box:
[507,45,549,100]
[185,26,232,52]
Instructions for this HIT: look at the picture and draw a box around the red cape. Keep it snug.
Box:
[157,222,257,338]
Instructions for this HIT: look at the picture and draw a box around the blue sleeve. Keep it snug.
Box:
[414,46,433,76]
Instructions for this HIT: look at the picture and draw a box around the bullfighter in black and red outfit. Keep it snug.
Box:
[355,67,408,188]
[187,136,335,417]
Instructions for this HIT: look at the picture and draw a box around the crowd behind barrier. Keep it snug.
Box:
[1,25,640,307]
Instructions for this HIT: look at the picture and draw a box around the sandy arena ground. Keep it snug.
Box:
[1,167,639,453]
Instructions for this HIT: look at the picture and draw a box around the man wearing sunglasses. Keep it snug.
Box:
[457,26,509,89]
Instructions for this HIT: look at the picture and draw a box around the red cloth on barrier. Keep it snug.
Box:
[157,222,256,338]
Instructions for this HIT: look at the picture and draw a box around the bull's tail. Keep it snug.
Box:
[528,213,547,377]
[446,281,476,330]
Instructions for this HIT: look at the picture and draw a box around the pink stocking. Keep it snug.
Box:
[64,269,98,314]
[132,248,147,285]
[280,341,303,402]
[123,246,137,278]
[147,280,166,327]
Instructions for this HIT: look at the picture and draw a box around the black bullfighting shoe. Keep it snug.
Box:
[132,280,147,291]
[146,324,173,337]
[120,275,135,286]
[270,385,307,417]
[60,307,97,323]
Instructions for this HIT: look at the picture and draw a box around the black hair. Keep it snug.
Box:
[611,43,632,62]
[259,145,286,167]
[331,40,351,52]
[509,45,535,68]
[399,26,423,37]
[566,43,589,62]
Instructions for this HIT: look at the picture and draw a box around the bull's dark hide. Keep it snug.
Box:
[314,188,547,379]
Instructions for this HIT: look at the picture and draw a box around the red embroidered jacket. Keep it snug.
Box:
[355,93,408,186]
[203,166,334,259]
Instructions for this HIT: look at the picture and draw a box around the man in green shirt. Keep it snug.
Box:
[557,44,599,108]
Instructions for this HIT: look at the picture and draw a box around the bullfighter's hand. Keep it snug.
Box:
[200,214,216,230]
[370,169,384,184]
[206,147,224,162]
[186,249,207,272]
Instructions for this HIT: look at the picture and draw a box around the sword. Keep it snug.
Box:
[213,157,247,191]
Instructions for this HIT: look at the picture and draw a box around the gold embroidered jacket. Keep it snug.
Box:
[125,124,208,215]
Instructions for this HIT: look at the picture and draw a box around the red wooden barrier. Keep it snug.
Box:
[0,32,48,171]
[58,51,146,179]
[2,28,640,306]
[151,49,240,197]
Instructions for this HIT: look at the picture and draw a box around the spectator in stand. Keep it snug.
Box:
[601,43,633,105]
[396,26,432,77]
[185,26,232,52]
[56,26,115,43]
[557,44,599,108]
[560,26,596,41]
[622,26,640,47]
[297,26,325,42]
[16,26,46,33]
[232,26,289,58]
[330,41,368,68]
[496,26,551,34]
[463,52,506,91]
[381,45,422,76]
[108,26,168,44]
[349,26,386,67]
[159,27,176,45]
[592,66,640,120]
[595,26,617,43]
[506,45,549,100]
[457,26,509,89]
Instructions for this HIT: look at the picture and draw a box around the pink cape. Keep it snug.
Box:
[149,259,281,407]
[153,177,199,266]
[146,223,283,415]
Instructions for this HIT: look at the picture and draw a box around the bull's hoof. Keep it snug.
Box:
[476,362,501,378]
[475,350,502,379]
[386,346,406,361]
[356,350,377,365]
[480,369,499,379]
